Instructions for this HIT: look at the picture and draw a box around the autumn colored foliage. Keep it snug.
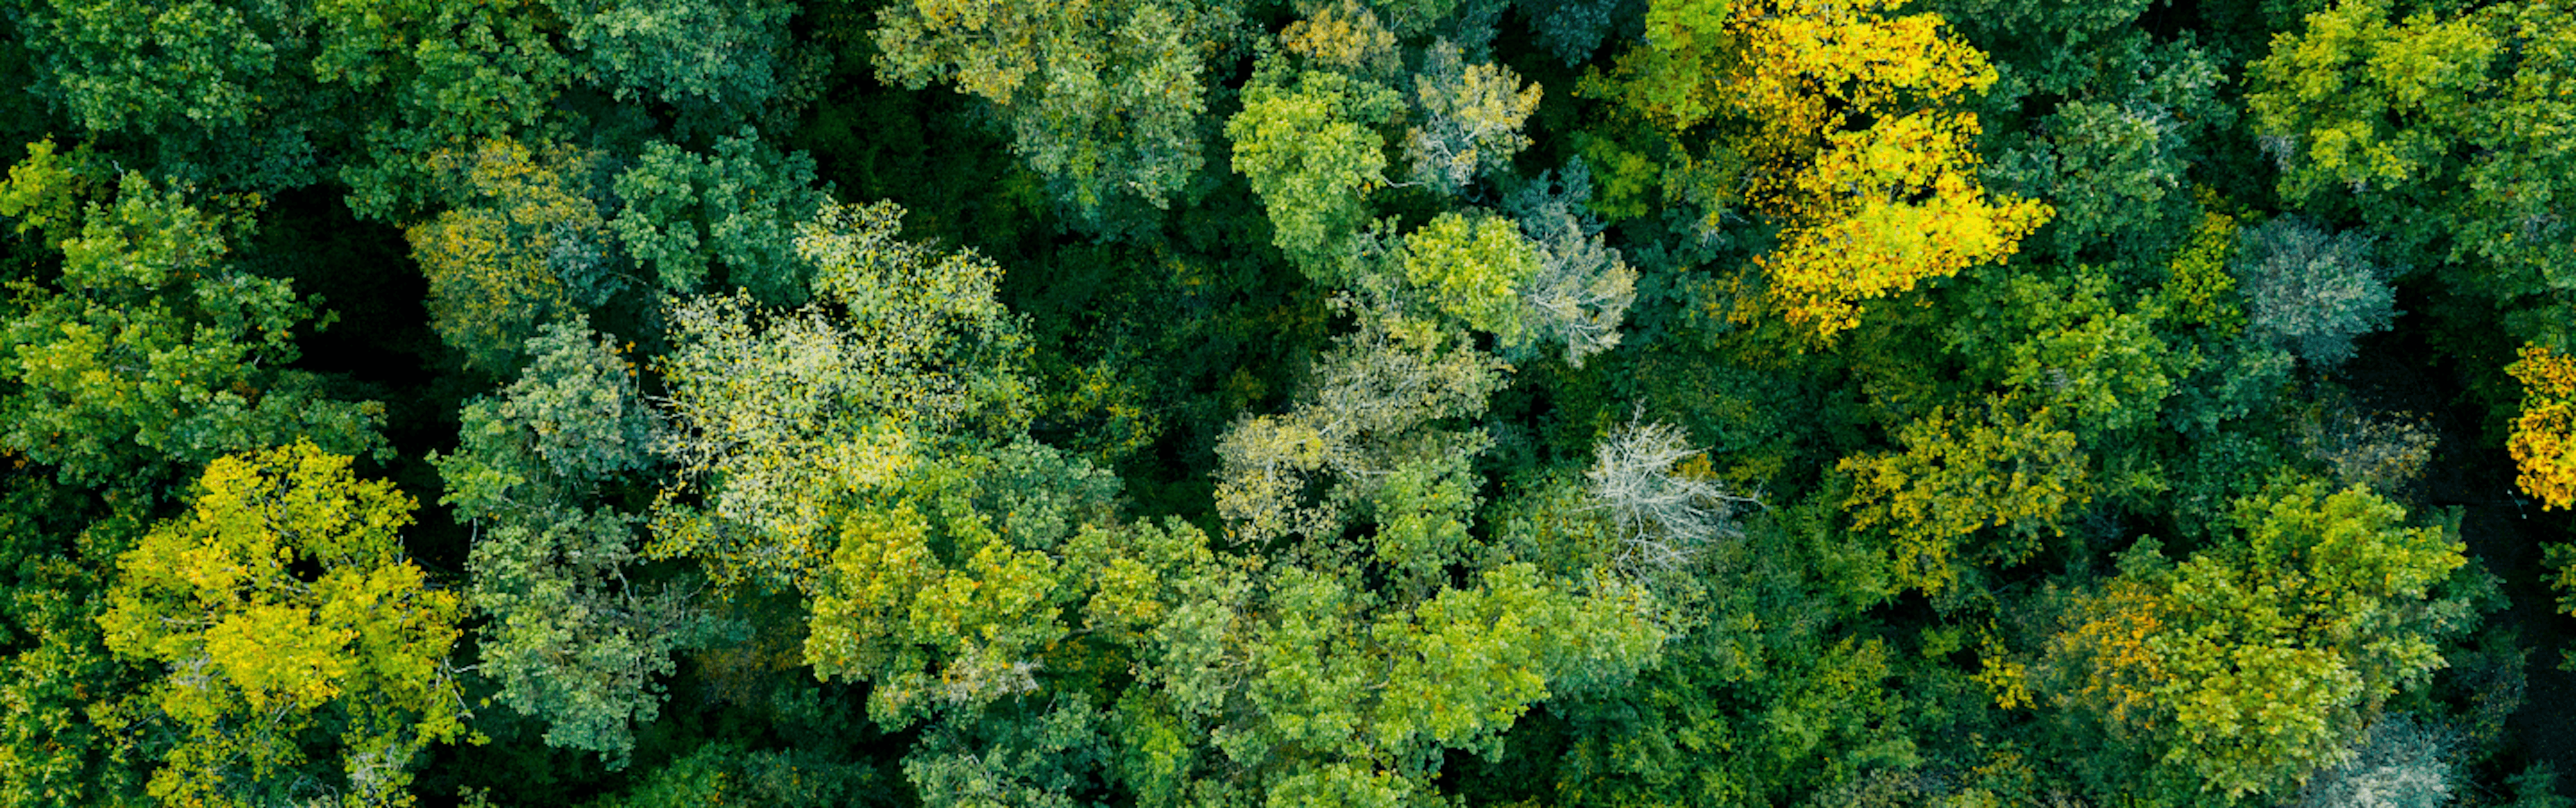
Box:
[3,0,2572,805]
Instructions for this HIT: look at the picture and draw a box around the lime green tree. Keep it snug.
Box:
[1226,60,1403,282]
[97,442,468,807]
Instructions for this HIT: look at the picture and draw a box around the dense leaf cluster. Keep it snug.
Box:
[3,0,2576,805]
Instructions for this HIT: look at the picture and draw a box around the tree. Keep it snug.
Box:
[871,0,1238,231]
[1211,294,1505,546]
[651,199,1024,591]
[1586,418,1759,577]
[1192,293,1669,805]
[9,0,332,192]
[1513,0,1645,66]
[1503,161,1638,368]
[1591,0,2050,339]
[2293,714,2456,808]
[546,0,806,130]
[312,0,576,219]
[2245,0,2576,345]
[1226,61,1403,282]
[0,479,154,807]
[1988,100,2192,263]
[0,166,384,495]
[2040,481,2475,803]
[2231,215,2397,369]
[1839,396,2088,593]
[433,319,730,767]
[407,138,612,371]
[2505,343,2576,510]
[97,441,467,807]
[1402,40,1542,196]
[609,131,830,304]
[1393,211,1541,343]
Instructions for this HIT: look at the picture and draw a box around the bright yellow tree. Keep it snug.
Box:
[1595,0,2050,339]
[2508,343,2576,510]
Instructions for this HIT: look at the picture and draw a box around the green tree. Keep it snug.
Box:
[1226,61,1403,282]
[408,138,614,371]
[0,479,152,807]
[871,0,1240,231]
[9,0,331,191]
[1502,162,1638,368]
[0,168,384,495]
[434,319,730,766]
[313,0,576,219]
[2245,0,2576,343]
[609,131,830,304]
[547,0,807,130]
[97,441,468,807]
[2040,481,2476,803]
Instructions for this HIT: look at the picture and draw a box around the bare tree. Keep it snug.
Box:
[1587,418,1760,575]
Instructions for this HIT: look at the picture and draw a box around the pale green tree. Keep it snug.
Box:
[433,319,731,767]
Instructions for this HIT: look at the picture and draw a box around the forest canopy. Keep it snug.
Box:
[3,0,2576,805]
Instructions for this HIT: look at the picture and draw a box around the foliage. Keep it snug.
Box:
[1226,62,1403,282]
[434,319,729,766]
[2292,713,2455,808]
[409,138,611,370]
[2042,481,2474,803]
[871,0,1236,231]
[651,199,1023,590]
[1504,162,1639,368]
[1212,295,1505,545]
[2245,0,2576,344]
[610,131,830,304]
[2508,343,2576,510]
[1403,40,1542,196]
[1748,109,2050,339]
[2231,216,2398,369]
[0,170,384,495]
[312,0,578,219]
[1840,397,2086,592]
[549,0,805,127]
[97,441,466,807]
[2547,542,2576,620]
[1593,0,2050,339]
[1395,211,1540,341]
[9,0,2575,805]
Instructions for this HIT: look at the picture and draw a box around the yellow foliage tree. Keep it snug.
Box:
[97,441,467,807]
[1597,0,2049,339]
[1754,111,2051,336]
[2508,343,2576,510]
